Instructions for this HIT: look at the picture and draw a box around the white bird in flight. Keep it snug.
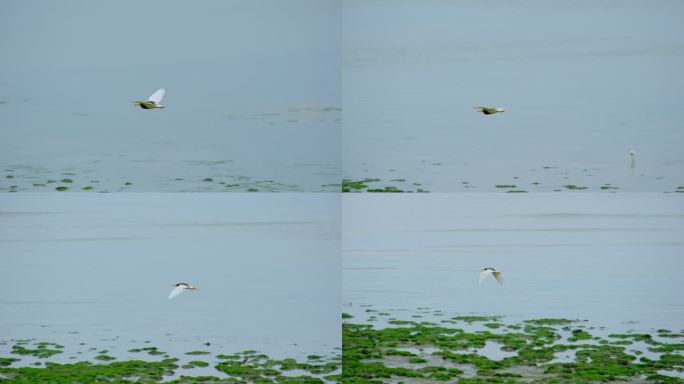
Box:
[168,282,197,299]
[474,106,505,115]
[479,268,503,285]
[132,88,166,109]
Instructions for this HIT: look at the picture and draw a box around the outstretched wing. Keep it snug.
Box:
[492,272,503,285]
[168,286,184,299]
[148,88,165,103]
[478,270,489,285]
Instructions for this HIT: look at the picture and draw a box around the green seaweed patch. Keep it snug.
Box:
[495,184,516,188]
[648,343,684,353]
[524,318,576,326]
[342,313,353,319]
[11,344,63,358]
[600,184,619,190]
[564,184,588,190]
[81,186,94,190]
[0,357,20,367]
[567,329,593,342]
[185,350,211,355]
[506,190,528,193]
[0,358,179,382]
[216,354,241,360]
[452,316,502,323]
[61,178,73,183]
[342,179,370,192]
[94,354,116,361]
[367,186,404,193]
[341,317,684,383]
[202,178,213,182]
[186,360,209,367]
[140,347,166,356]
[55,186,69,191]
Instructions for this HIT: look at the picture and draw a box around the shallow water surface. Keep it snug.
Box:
[343,0,684,192]
[343,193,684,331]
[0,194,341,366]
[0,0,341,192]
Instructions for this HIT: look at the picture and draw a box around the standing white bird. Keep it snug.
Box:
[479,268,503,285]
[474,106,505,115]
[132,88,166,109]
[629,148,636,175]
[168,282,197,299]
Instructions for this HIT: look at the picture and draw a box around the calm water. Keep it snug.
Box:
[0,0,340,192]
[343,193,684,331]
[0,194,340,366]
[343,0,684,192]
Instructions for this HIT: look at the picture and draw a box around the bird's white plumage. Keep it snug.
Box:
[168,286,185,299]
[478,270,489,285]
[479,268,503,285]
[148,88,165,103]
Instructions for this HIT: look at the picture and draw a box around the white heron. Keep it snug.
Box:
[132,88,166,109]
[629,148,636,174]
[168,282,197,299]
[479,268,503,285]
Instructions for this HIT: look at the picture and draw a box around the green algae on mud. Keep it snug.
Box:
[185,350,211,355]
[342,315,684,383]
[11,342,63,359]
[342,178,428,193]
[564,184,589,190]
[0,344,340,383]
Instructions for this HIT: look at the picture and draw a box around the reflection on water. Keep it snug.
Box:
[0,193,340,365]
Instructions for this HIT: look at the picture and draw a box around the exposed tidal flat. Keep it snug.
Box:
[342,307,684,383]
[0,193,341,382]
[343,193,684,382]
[0,340,341,383]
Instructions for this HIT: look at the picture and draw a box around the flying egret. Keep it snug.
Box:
[475,106,505,115]
[133,88,166,109]
[479,268,503,285]
[168,282,197,299]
